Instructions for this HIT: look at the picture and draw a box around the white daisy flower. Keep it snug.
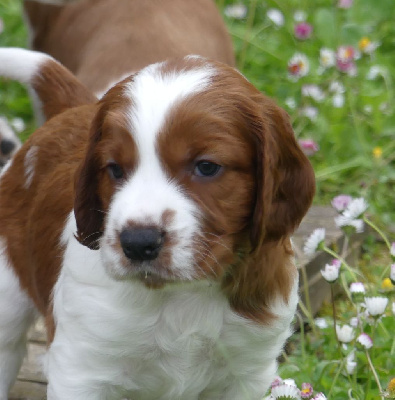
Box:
[321,263,340,283]
[283,379,297,387]
[332,93,345,108]
[390,264,395,285]
[303,228,325,256]
[349,317,359,327]
[356,333,373,349]
[300,106,318,121]
[271,383,301,400]
[294,10,307,22]
[10,117,26,133]
[366,65,385,80]
[288,53,310,79]
[390,242,395,258]
[342,198,368,219]
[285,97,297,109]
[315,318,328,329]
[346,351,357,374]
[350,282,365,295]
[336,324,355,343]
[364,296,388,317]
[267,9,284,27]
[334,215,364,233]
[302,84,325,102]
[331,194,352,211]
[392,301,395,316]
[224,4,247,19]
[312,393,327,400]
[320,48,336,68]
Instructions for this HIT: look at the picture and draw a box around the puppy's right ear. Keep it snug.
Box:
[0,48,97,121]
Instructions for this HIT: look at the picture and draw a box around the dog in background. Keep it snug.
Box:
[23,0,235,98]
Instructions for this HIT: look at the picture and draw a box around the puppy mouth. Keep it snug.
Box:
[136,269,170,289]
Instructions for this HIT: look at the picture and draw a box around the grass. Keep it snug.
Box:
[1,0,394,399]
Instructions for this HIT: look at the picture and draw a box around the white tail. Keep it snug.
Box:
[0,48,96,121]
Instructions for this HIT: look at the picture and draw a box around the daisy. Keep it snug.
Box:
[267,9,284,27]
[298,139,319,156]
[293,10,307,22]
[342,198,368,219]
[366,65,385,80]
[391,264,395,285]
[224,4,247,19]
[332,93,345,108]
[300,106,318,122]
[321,263,340,283]
[302,85,325,102]
[350,282,365,296]
[315,318,328,329]
[356,333,373,349]
[334,215,364,233]
[320,48,336,69]
[358,37,379,54]
[337,0,353,8]
[331,194,352,212]
[390,242,395,258]
[288,53,310,79]
[294,22,313,40]
[285,97,297,109]
[10,117,26,133]
[336,324,355,343]
[312,393,327,400]
[303,228,325,256]
[346,351,357,374]
[271,383,301,400]
[392,302,395,316]
[300,383,313,398]
[364,296,388,317]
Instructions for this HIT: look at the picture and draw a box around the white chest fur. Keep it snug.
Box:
[45,216,298,400]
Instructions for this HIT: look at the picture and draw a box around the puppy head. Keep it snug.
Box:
[74,57,315,291]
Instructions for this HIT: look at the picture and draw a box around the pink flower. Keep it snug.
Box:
[390,242,395,258]
[298,139,319,156]
[338,0,353,8]
[390,264,395,285]
[301,383,313,398]
[357,333,373,349]
[331,195,352,212]
[336,46,358,75]
[294,22,313,40]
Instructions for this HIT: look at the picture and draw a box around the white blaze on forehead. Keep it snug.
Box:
[124,62,214,161]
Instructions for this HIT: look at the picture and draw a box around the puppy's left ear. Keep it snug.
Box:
[73,111,105,250]
[250,98,315,248]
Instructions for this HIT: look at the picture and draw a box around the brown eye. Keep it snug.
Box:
[194,161,222,177]
[107,161,124,180]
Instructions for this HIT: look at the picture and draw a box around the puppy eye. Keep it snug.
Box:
[194,161,222,177]
[107,161,124,180]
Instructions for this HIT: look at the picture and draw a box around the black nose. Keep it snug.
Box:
[120,227,164,261]
[0,139,16,156]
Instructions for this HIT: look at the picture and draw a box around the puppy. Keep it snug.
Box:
[0,48,315,400]
[0,117,22,168]
[24,0,235,99]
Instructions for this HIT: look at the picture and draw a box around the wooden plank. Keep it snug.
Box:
[9,205,364,399]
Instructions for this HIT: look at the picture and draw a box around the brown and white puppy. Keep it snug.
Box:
[24,0,235,99]
[0,48,315,400]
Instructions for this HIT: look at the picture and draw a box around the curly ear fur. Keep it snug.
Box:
[249,99,315,249]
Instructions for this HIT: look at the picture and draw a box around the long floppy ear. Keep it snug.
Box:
[250,99,315,248]
[74,110,105,250]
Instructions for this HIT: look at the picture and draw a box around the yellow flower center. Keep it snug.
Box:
[388,377,395,395]
[373,147,383,159]
[359,37,371,50]
[381,278,394,290]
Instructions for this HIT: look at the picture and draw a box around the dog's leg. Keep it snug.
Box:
[0,245,36,399]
